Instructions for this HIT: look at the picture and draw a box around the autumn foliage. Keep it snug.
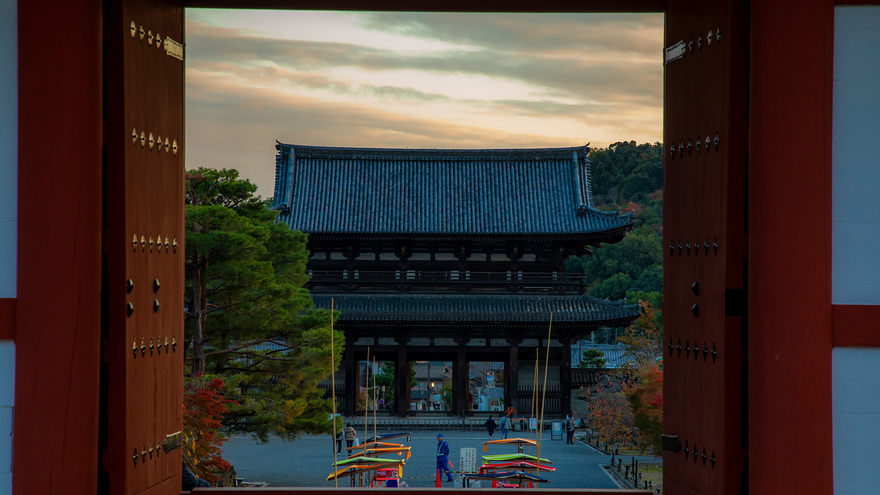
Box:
[583,301,663,454]
[623,364,663,454]
[183,374,234,483]
[583,376,634,444]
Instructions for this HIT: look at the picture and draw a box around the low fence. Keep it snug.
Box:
[345,417,552,432]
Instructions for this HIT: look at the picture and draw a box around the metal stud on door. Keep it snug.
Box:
[102,1,185,494]
[663,1,748,494]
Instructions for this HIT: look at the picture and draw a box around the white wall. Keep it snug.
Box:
[832,348,880,495]
[833,6,880,304]
[0,343,12,495]
[0,0,15,493]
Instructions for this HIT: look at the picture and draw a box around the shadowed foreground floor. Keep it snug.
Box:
[221,430,631,489]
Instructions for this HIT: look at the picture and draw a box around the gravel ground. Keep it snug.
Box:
[222,430,622,489]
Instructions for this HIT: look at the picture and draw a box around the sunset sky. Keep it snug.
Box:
[184,10,664,196]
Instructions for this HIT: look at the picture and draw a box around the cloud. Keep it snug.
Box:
[183,12,663,195]
[186,78,603,195]
[185,20,661,103]
[356,12,663,59]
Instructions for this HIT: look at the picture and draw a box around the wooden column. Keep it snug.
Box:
[505,338,521,415]
[456,338,468,418]
[16,1,103,493]
[749,2,833,492]
[560,337,572,416]
[395,337,409,418]
[343,342,355,417]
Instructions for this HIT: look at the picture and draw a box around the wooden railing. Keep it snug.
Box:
[306,270,583,292]
[515,386,561,415]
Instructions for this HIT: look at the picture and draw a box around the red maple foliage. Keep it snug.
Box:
[584,379,634,445]
[183,373,235,483]
[623,364,663,455]
[625,201,643,218]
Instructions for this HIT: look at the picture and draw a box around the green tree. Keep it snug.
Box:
[441,380,453,409]
[629,264,662,293]
[579,348,607,369]
[590,273,632,300]
[568,227,662,282]
[184,168,342,441]
[589,142,663,205]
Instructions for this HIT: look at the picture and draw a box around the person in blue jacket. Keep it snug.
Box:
[436,433,453,482]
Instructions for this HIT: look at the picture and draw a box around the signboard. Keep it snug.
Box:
[460,447,477,474]
[665,40,685,64]
[551,421,563,440]
[529,418,537,430]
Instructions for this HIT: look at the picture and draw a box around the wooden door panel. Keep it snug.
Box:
[104,1,185,494]
[663,1,748,494]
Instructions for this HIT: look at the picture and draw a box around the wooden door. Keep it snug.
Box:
[662,1,749,494]
[102,1,185,493]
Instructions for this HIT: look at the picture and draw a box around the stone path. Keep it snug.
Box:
[222,430,624,488]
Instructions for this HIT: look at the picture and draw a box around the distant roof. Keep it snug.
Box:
[312,293,640,324]
[572,343,631,369]
[412,362,450,380]
[272,143,634,236]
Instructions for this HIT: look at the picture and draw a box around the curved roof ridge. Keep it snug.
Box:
[276,142,589,161]
[311,293,641,324]
[272,142,635,236]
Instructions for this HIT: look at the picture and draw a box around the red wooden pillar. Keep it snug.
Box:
[747,1,834,493]
[15,1,103,494]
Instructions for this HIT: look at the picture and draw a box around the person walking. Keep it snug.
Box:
[344,423,357,450]
[436,434,454,482]
[499,413,510,439]
[485,415,497,439]
[565,414,575,444]
[336,429,343,455]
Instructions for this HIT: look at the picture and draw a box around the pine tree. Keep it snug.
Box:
[184,168,342,441]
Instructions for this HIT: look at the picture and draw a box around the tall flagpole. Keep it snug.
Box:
[536,312,553,480]
[330,299,338,487]
[364,346,370,458]
[530,350,539,444]
[373,357,377,448]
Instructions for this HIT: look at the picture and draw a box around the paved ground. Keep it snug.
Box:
[223,430,624,489]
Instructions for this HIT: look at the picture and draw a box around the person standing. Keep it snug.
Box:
[499,413,510,439]
[436,433,454,482]
[344,423,357,450]
[336,429,343,455]
[505,405,517,430]
[182,462,210,490]
[485,415,497,439]
[565,414,575,444]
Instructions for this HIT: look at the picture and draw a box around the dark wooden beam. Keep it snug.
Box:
[343,343,355,416]
[506,338,521,414]
[395,337,409,418]
[560,338,572,416]
[456,339,468,418]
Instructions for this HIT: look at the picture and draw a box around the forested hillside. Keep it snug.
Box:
[566,141,664,312]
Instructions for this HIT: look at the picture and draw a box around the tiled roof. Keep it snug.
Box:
[572,343,631,369]
[273,143,634,236]
[412,362,450,380]
[312,293,640,323]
